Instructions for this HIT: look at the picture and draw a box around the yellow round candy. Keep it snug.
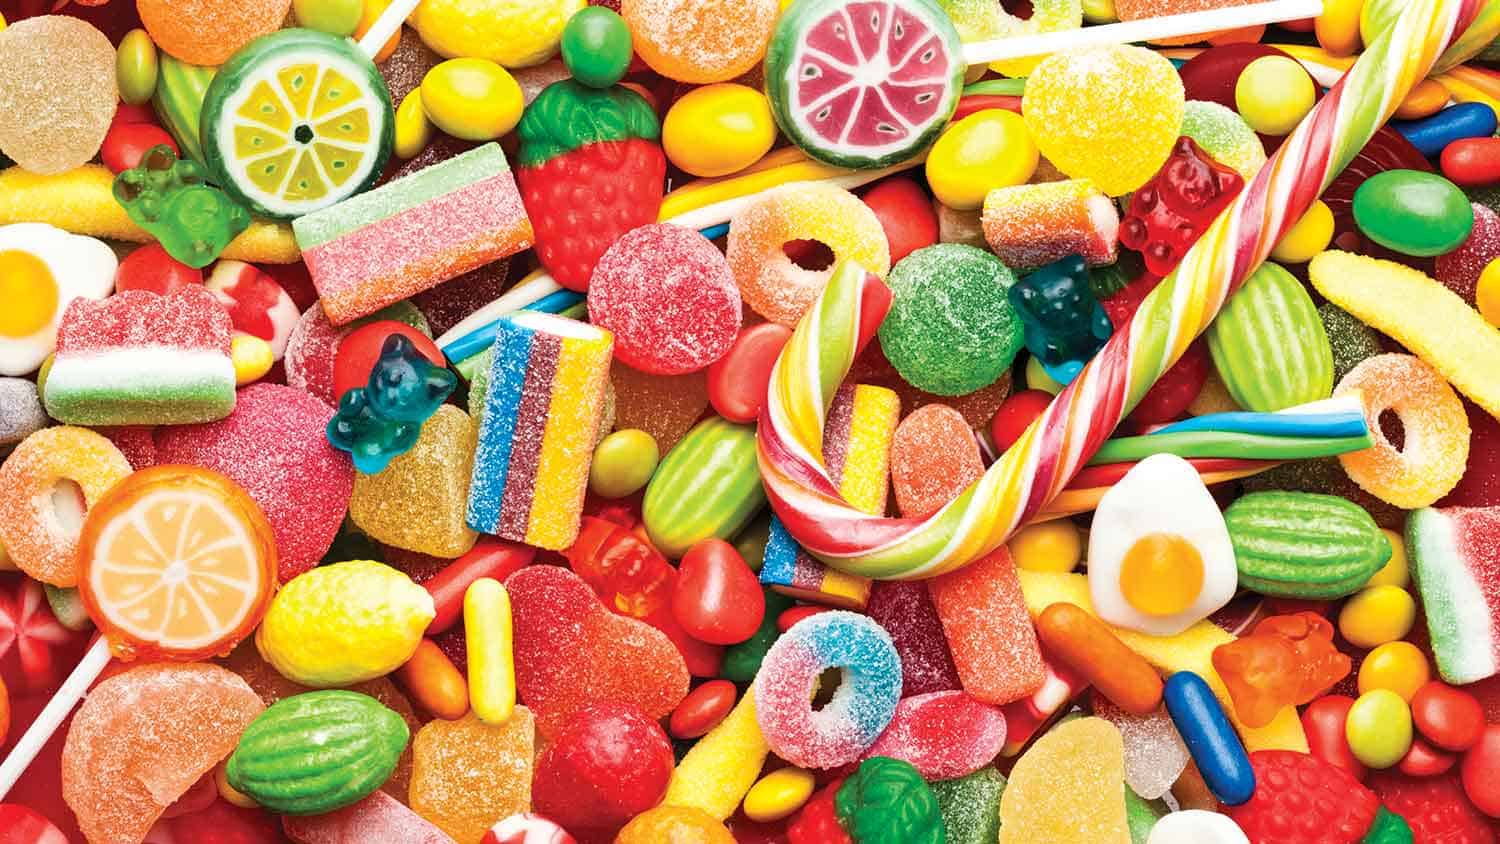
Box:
[1345,689,1413,769]
[420,58,524,141]
[412,0,586,68]
[1358,641,1430,701]
[1338,585,1416,649]
[0,250,57,338]
[1476,258,1500,327]
[925,109,1039,211]
[231,335,274,386]
[743,766,816,823]
[1235,56,1316,136]
[662,83,776,179]
[216,761,259,808]
[1010,520,1083,573]
[1366,529,1409,588]
[1270,199,1334,264]
[395,90,433,160]
[1026,356,1063,395]
[590,429,659,500]
[1082,0,1118,24]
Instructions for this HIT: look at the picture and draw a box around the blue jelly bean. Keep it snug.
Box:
[1164,671,1256,805]
[1394,102,1499,158]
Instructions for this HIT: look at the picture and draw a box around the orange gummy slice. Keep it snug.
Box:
[77,465,277,661]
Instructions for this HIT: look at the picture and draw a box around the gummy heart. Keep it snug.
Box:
[507,565,690,739]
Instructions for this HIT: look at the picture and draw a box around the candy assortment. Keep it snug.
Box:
[4,0,1500,841]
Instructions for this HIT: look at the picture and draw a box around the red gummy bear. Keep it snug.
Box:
[1368,772,1496,844]
[1226,750,1381,843]
[1213,612,1352,728]
[787,779,853,844]
[560,516,677,619]
[1119,136,1245,278]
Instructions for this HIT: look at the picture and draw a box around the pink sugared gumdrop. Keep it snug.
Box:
[532,702,676,830]
[861,690,1007,780]
[1435,202,1500,304]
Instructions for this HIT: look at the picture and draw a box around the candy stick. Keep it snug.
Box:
[0,636,109,798]
[960,0,1325,66]
[760,0,1492,580]
[357,0,422,57]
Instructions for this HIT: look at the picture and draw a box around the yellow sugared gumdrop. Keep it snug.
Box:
[999,717,1130,844]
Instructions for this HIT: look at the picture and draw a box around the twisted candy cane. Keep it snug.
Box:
[758,0,1496,580]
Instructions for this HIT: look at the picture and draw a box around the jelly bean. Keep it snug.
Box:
[1037,602,1164,715]
[397,638,470,721]
[861,177,939,264]
[1235,56,1316,136]
[1346,689,1413,769]
[1393,102,1499,158]
[1302,695,1366,780]
[1337,585,1416,648]
[924,109,1038,211]
[706,323,792,424]
[230,335,274,386]
[395,90,433,160]
[673,539,765,645]
[1315,0,1362,54]
[464,577,517,725]
[1410,681,1485,751]
[743,767,816,823]
[1357,641,1430,701]
[1008,520,1082,573]
[663,84,776,178]
[115,242,202,295]
[1441,137,1500,187]
[116,29,159,105]
[1461,724,1500,816]
[293,0,362,35]
[420,58,525,142]
[423,539,536,635]
[990,389,1053,451]
[1479,258,1500,327]
[670,679,737,739]
[777,605,829,632]
[1398,736,1456,777]
[590,429,660,499]
[1395,78,1451,121]
[560,5,633,89]
[100,121,179,174]
[1163,671,1256,805]
[1269,199,1334,264]
[1365,530,1410,588]
[215,760,259,808]
[722,589,795,683]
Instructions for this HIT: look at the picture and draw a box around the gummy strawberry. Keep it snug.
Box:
[787,779,853,844]
[1226,750,1381,843]
[516,80,666,292]
[1368,771,1496,844]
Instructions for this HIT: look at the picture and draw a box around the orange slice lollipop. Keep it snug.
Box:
[77,465,278,661]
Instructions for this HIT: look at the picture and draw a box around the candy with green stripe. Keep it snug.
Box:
[644,417,766,558]
[1207,261,1333,412]
[1226,491,1390,599]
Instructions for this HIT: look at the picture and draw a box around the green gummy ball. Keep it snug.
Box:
[293,0,363,36]
[878,244,1023,396]
[561,6,633,89]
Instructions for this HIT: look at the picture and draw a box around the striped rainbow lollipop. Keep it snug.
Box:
[758,0,1498,580]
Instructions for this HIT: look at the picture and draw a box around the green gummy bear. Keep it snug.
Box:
[113,144,250,268]
[1360,807,1414,844]
[720,588,794,683]
[835,757,946,844]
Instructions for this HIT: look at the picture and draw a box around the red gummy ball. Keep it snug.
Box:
[531,702,676,830]
[861,177,938,264]
[990,389,1054,451]
[115,243,203,295]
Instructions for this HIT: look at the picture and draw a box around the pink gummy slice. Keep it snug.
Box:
[154,383,353,583]
[587,224,741,376]
[865,581,962,696]
[507,565,690,739]
[927,548,1046,706]
[54,286,231,356]
[284,303,343,405]
[283,791,457,844]
[862,690,1006,780]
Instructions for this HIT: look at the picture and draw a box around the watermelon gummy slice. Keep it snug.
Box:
[1408,505,1500,684]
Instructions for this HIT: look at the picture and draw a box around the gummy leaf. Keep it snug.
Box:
[835,757,945,844]
[516,80,661,167]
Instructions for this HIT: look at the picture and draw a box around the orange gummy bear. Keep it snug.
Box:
[1211,612,1351,728]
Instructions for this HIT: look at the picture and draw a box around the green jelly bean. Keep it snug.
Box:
[1352,169,1474,257]
[117,29,159,105]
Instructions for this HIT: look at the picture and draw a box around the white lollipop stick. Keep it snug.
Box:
[356,0,424,58]
[960,0,1324,65]
[0,636,111,800]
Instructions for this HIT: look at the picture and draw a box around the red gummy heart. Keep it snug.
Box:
[1368,772,1495,844]
[507,565,689,739]
[1226,750,1380,843]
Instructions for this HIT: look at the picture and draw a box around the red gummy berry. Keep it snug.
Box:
[531,702,676,830]
[787,779,853,844]
[1128,339,1210,426]
[1226,750,1381,843]
[1368,771,1496,844]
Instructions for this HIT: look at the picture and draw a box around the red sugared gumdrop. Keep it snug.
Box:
[507,565,690,739]
[1225,750,1380,844]
[154,383,354,583]
[587,224,741,376]
[532,702,676,830]
[861,690,1006,781]
[1435,203,1500,305]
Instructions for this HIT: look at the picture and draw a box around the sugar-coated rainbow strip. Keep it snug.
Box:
[758,0,1494,580]
[466,312,612,551]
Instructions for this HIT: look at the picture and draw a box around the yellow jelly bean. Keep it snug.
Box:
[1346,689,1412,769]
[420,58,524,142]
[216,760,259,808]
[1315,0,1363,56]
[742,766,815,823]
[116,29,159,106]
[395,90,433,160]
[1358,641,1430,701]
[925,109,1038,211]
[1235,56,1316,136]
[1366,529,1409,588]
[1026,356,1063,396]
[1338,584,1416,649]
[464,577,516,725]
[0,11,6,31]
[1010,520,1082,573]
[590,428,659,499]
[1477,258,1500,328]
[230,335,274,386]
[1269,199,1334,264]
[663,84,777,179]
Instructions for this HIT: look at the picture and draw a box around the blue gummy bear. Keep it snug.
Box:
[1007,254,1114,386]
[326,335,456,473]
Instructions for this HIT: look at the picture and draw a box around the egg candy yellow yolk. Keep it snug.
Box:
[0,249,58,338]
[1118,533,1205,617]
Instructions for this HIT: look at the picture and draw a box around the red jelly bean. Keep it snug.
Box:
[1441,137,1500,187]
[860,176,939,264]
[99,121,179,174]
[1461,723,1500,816]
[332,320,446,402]
[532,702,676,829]
[1412,681,1486,751]
[673,539,765,645]
[669,679,737,739]
[990,390,1053,451]
[115,242,203,295]
[1302,694,1367,781]
[778,605,830,632]
[423,538,536,635]
[706,323,792,423]
[1400,736,1457,777]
